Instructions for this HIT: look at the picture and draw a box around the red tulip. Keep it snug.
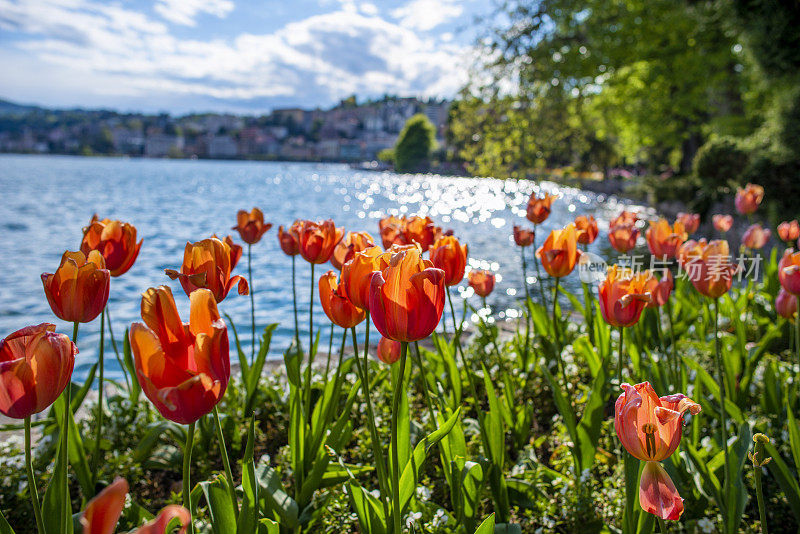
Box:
[468,270,495,297]
[377,336,401,364]
[513,225,534,247]
[319,270,365,328]
[341,246,391,311]
[129,287,229,424]
[537,224,580,278]
[526,192,556,224]
[378,216,408,249]
[643,270,673,308]
[688,240,738,299]
[735,183,764,215]
[331,231,375,270]
[429,235,468,286]
[80,215,142,277]
[598,266,652,327]
[610,211,638,228]
[42,250,110,323]
[278,221,302,256]
[676,212,700,234]
[0,323,76,419]
[742,224,771,250]
[220,235,243,270]
[369,246,445,342]
[778,220,800,244]
[779,249,800,295]
[298,219,345,264]
[712,214,733,233]
[615,382,700,520]
[574,215,598,245]
[608,224,639,254]
[232,207,272,245]
[776,288,797,319]
[676,238,707,269]
[645,219,687,259]
[165,237,248,303]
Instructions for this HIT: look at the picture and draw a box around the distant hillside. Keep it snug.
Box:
[0,99,42,115]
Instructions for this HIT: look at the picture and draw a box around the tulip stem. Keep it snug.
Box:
[350,326,391,522]
[248,243,256,363]
[91,307,106,485]
[292,255,300,347]
[665,297,679,389]
[753,462,769,534]
[324,322,335,380]
[390,344,408,534]
[714,298,730,518]
[657,517,669,533]
[413,341,438,425]
[795,296,799,372]
[24,416,45,534]
[532,227,549,309]
[183,421,196,534]
[61,322,78,534]
[617,326,624,387]
[552,278,568,390]
[521,246,531,366]
[304,263,316,425]
[213,406,239,519]
[104,306,131,391]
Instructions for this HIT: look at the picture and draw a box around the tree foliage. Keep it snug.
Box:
[394,114,437,173]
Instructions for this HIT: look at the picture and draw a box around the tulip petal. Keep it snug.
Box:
[81,477,129,534]
[640,461,684,520]
[136,504,191,534]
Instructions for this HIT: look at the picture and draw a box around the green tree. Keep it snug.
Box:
[394,114,437,173]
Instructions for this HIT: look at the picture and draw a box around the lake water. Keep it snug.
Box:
[0,154,646,380]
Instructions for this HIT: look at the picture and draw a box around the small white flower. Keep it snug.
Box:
[697,517,715,533]
[432,509,448,527]
[510,464,525,476]
[415,486,431,501]
[405,511,422,528]
[579,468,591,483]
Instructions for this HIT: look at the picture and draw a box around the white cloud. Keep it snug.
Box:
[154,0,234,26]
[390,0,462,31]
[0,0,471,112]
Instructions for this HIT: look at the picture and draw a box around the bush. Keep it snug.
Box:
[692,137,749,195]
[741,152,800,218]
[394,114,437,173]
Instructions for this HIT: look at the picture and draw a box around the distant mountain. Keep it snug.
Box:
[0,99,43,115]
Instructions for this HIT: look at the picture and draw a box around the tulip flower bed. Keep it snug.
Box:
[1,186,800,533]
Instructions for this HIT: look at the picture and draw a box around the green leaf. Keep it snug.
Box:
[245,324,278,413]
[474,513,494,534]
[255,457,299,528]
[257,518,280,534]
[398,407,461,515]
[42,433,71,534]
[764,442,800,521]
[201,476,238,534]
[70,363,97,413]
[122,328,141,403]
[681,357,744,422]
[238,417,258,534]
[575,359,607,472]
[52,390,93,497]
[225,311,250,381]
[0,508,14,534]
[346,481,387,534]
[724,423,751,534]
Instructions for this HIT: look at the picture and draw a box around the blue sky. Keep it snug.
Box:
[0,0,487,114]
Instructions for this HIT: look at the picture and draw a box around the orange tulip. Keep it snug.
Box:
[331,231,376,270]
[377,336,401,364]
[298,219,344,264]
[468,270,495,297]
[610,211,638,228]
[615,382,700,520]
[42,250,110,323]
[0,323,76,419]
[608,224,639,254]
[742,223,771,250]
[676,212,700,234]
[645,219,687,259]
[217,234,243,269]
[319,271,365,328]
[369,246,445,342]
[574,215,598,245]
[598,266,652,327]
[779,249,800,295]
[81,476,190,534]
[676,238,707,269]
[776,288,797,319]
[429,235,468,286]
[278,221,302,256]
[80,215,142,277]
[232,207,272,245]
[537,223,579,278]
[778,220,800,243]
[513,225,534,247]
[735,183,764,215]
[129,287,229,424]
[644,270,673,308]
[526,192,556,224]
[165,237,248,303]
[81,477,128,534]
[341,246,391,311]
[687,240,738,299]
[378,216,408,249]
[403,215,441,249]
[712,214,733,233]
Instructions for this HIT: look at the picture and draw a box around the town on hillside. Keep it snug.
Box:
[0,96,449,163]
